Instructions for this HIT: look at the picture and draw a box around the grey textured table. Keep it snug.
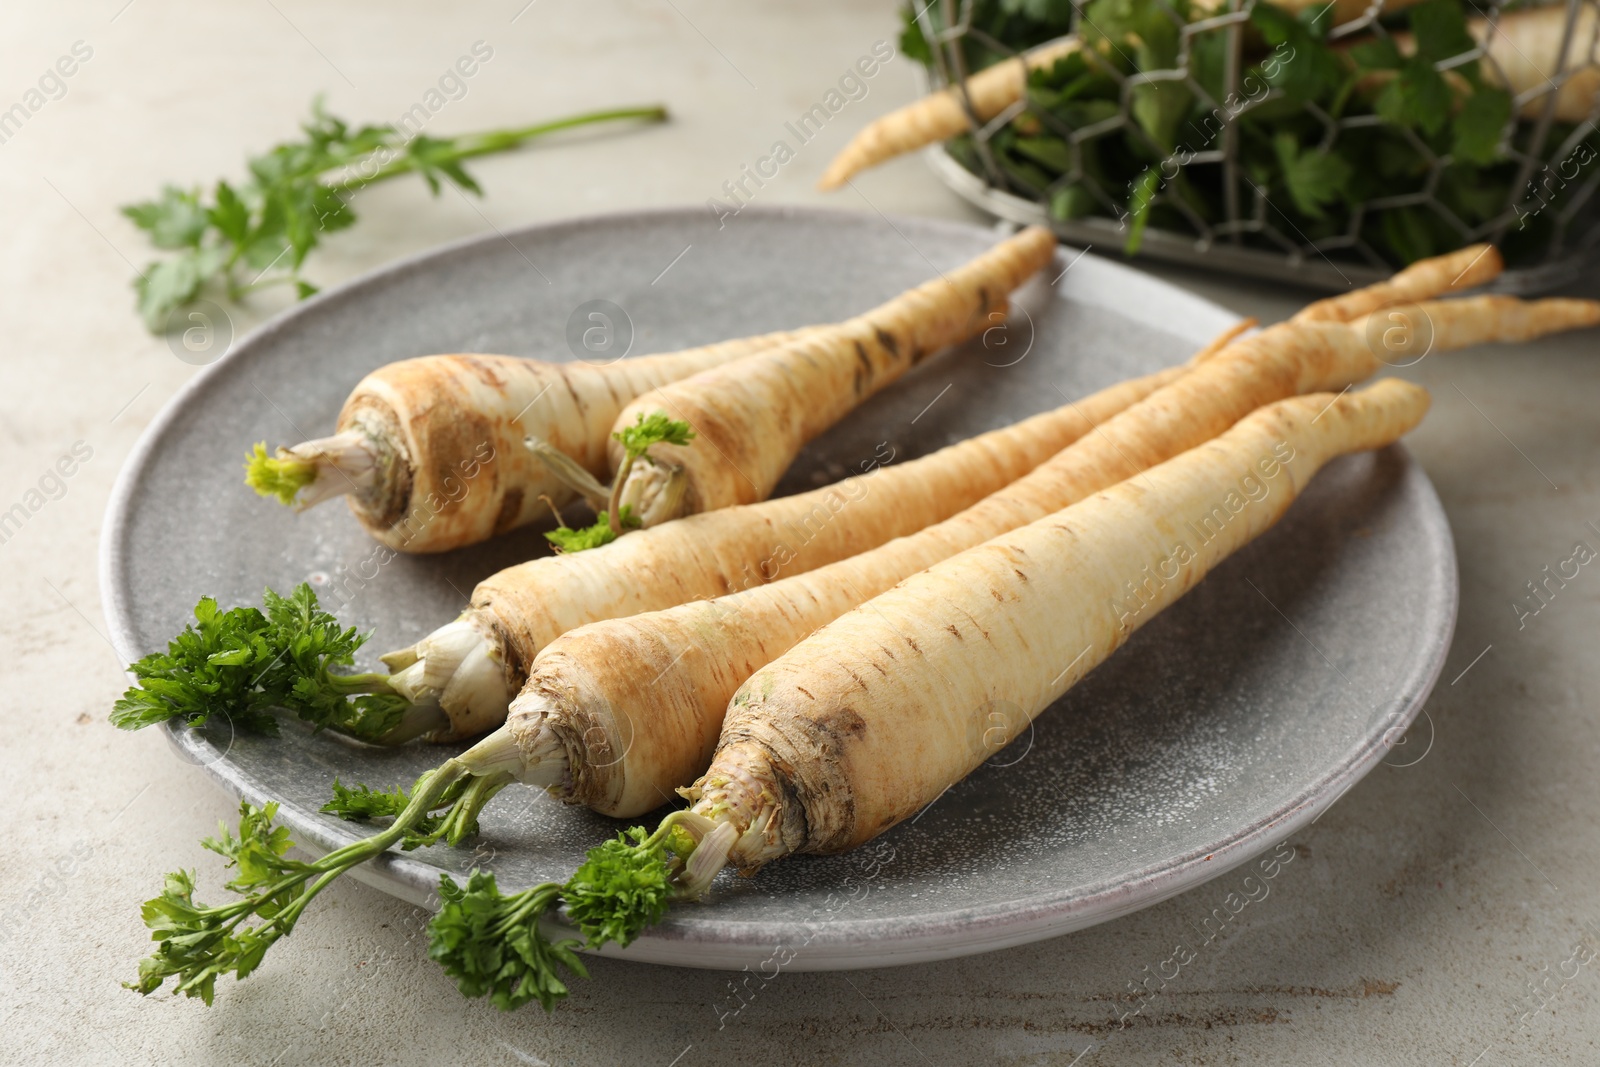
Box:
[2,3,1597,1064]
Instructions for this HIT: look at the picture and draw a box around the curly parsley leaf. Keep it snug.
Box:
[320,773,489,850]
[428,820,682,1012]
[321,779,412,822]
[123,185,210,249]
[613,412,696,459]
[111,583,397,738]
[129,801,310,1004]
[543,506,640,553]
[561,826,673,949]
[428,872,586,1012]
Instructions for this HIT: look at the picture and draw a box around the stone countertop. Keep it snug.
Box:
[3,2,1597,1064]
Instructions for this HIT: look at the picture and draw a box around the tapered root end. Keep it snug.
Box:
[816,159,854,192]
[1442,244,1504,291]
[1359,295,1600,354]
[244,430,379,511]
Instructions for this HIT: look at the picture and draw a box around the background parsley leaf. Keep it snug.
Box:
[122,98,666,333]
[1273,134,1352,218]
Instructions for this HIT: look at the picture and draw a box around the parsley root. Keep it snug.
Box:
[685,380,1433,873]
[389,356,1191,740]
[817,39,1081,191]
[604,226,1058,524]
[247,326,812,553]
[495,290,1599,818]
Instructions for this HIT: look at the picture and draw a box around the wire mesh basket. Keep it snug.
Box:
[912,0,1600,292]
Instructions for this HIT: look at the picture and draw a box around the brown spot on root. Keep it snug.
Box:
[904,635,922,655]
[853,340,873,396]
[419,403,495,525]
[829,707,867,737]
[873,326,900,359]
[946,624,962,639]
[796,686,816,701]
[560,372,585,418]
[493,488,524,535]
[455,355,509,393]
[1013,568,1029,583]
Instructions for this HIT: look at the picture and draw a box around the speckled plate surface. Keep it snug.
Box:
[101,205,1456,971]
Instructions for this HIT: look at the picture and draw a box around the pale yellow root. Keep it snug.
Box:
[330,327,818,553]
[1387,6,1600,123]
[606,227,1058,521]
[817,0,1429,190]
[817,39,1080,191]
[689,379,1431,872]
[1478,5,1597,122]
[1293,245,1504,324]
[502,292,1600,810]
[462,360,1188,732]
[1189,317,1258,362]
[1366,294,1600,350]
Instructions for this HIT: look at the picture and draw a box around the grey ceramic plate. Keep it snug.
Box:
[101,205,1456,971]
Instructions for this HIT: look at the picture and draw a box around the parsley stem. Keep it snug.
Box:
[337,106,669,193]
[324,670,397,696]
[607,452,636,536]
[306,759,471,871]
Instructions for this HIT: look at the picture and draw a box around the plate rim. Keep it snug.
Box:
[100,203,1458,972]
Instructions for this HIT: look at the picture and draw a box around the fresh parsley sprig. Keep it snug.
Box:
[130,777,695,1012]
[130,763,470,1005]
[322,771,511,851]
[544,506,641,552]
[122,99,668,331]
[535,411,695,552]
[111,583,405,741]
[428,824,680,1011]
